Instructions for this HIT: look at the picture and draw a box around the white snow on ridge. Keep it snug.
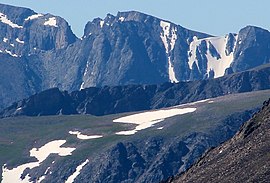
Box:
[44,17,58,27]
[69,131,103,140]
[16,38,24,44]
[119,17,125,22]
[3,37,8,43]
[160,20,179,83]
[100,20,105,28]
[25,13,43,21]
[65,159,89,183]
[188,34,238,78]
[2,140,75,183]
[114,107,196,135]
[0,12,23,28]
[160,21,171,53]
[5,49,18,57]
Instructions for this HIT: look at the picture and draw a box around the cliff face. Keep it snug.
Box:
[1,4,270,111]
[169,99,270,183]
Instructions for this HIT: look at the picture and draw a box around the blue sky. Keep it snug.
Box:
[0,0,269,37]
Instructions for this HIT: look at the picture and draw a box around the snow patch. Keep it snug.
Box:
[16,107,22,111]
[30,140,75,162]
[3,37,8,43]
[37,167,50,183]
[65,159,89,183]
[119,17,125,22]
[2,140,75,183]
[80,60,90,90]
[16,38,24,44]
[219,150,223,154]
[160,21,171,53]
[69,131,103,140]
[190,99,210,105]
[168,56,178,83]
[160,20,178,83]
[44,17,58,27]
[188,34,238,78]
[114,107,196,135]
[2,162,39,183]
[79,82,85,90]
[25,14,43,21]
[0,13,23,28]
[5,49,18,57]
[37,175,46,183]
[100,20,104,28]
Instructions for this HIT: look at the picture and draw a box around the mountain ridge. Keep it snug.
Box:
[0,3,270,111]
[1,63,270,118]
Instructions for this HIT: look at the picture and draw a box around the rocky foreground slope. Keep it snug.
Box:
[168,98,270,183]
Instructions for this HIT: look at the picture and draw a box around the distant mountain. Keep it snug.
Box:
[168,98,270,183]
[1,63,270,118]
[1,3,270,110]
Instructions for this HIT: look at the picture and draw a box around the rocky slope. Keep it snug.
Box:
[1,3,270,110]
[1,63,270,118]
[168,99,270,183]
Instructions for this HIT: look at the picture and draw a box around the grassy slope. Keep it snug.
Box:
[0,90,270,182]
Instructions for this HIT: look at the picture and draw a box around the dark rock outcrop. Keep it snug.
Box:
[1,64,270,118]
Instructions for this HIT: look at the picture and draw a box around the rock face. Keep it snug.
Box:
[1,64,270,118]
[169,99,270,183]
[1,3,270,110]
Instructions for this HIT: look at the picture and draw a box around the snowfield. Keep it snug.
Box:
[25,14,43,21]
[44,17,58,27]
[2,140,75,183]
[0,12,23,28]
[114,107,196,135]
[160,20,179,83]
[188,34,238,78]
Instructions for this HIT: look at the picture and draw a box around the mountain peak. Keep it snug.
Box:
[0,3,36,26]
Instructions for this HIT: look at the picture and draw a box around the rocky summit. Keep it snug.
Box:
[1,3,270,110]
